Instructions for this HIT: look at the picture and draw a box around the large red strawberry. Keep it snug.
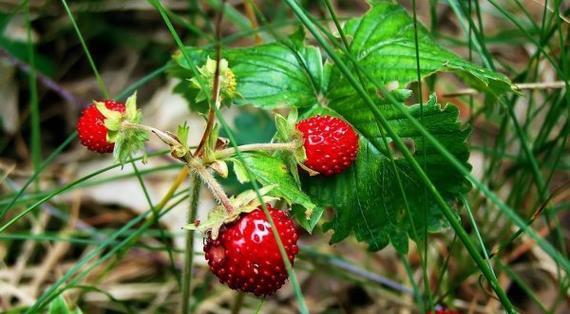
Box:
[76,100,125,153]
[203,204,299,296]
[296,115,359,176]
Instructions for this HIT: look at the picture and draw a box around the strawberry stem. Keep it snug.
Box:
[122,121,180,147]
[186,157,234,213]
[214,142,299,160]
[123,120,234,213]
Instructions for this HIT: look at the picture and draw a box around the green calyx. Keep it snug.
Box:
[96,92,149,164]
[190,57,238,106]
[273,108,317,184]
[185,185,278,239]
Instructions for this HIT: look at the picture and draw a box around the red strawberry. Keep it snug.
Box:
[76,100,125,153]
[203,204,299,296]
[296,115,359,176]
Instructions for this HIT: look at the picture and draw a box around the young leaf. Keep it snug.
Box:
[303,95,470,253]
[231,152,323,231]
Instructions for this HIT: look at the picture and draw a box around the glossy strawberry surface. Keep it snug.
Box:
[296,115,359,176]
[76,100,125,153]
[204,205,299,296]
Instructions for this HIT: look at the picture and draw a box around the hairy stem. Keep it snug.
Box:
[181,174,201,314]
[444,80,569,97]
[214,142,298,160]
[122,121,181,148]
[186,158,234,213]
[194,1,225,157]
[123,121,233,213]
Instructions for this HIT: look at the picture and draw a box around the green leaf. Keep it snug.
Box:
[303,95,470,253]
[327,0,513,98]
[231,152,323,231]
[169,40,324,109]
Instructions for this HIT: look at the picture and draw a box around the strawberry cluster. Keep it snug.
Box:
[76,94,358,297]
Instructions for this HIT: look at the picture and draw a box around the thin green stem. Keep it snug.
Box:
[410,0,433,310]
[181,174,201,314]
[130,157,180,288]
[27,190,190,313]
[60,0,109,98]
[214,142,298,160]
[0,160,118,233]
[25,0,41,191]
[0,133,76,220]
[463,199,495,277]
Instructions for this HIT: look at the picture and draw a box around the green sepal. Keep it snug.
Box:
[273,109,318,180]
[95,101,122,137]
[189,57,238,107]
[176,121,190,147]
[103,92,150,165]
[185,185,278,239]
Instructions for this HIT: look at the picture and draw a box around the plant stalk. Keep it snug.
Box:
[123,121,234,213]
[214,142,298,160]
[181,174,202,314]
[186,158,234,213]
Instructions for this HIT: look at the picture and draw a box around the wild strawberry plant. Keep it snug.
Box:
[75,0,516,310]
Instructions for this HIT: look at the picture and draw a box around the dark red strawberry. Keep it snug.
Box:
[296,115,359,176]
[76,100,125,153]
[203,204,299,296]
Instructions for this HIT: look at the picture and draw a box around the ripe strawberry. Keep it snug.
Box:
[296,115,359,176]
[76,100,125,153]
[203,204,299,296]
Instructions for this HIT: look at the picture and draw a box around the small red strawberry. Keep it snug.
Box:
[76,100,125,153]
[203,204,299,296]
[296,115,359,176]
